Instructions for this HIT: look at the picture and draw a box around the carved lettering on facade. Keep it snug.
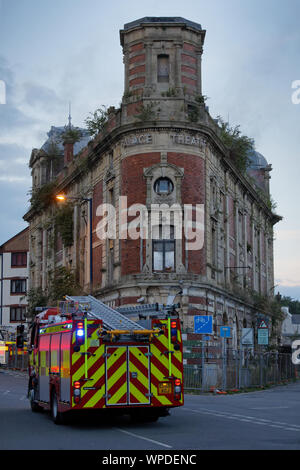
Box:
[170,133,206,150]
[123,134,153,147]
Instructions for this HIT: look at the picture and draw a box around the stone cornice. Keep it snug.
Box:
[24,118,281,224]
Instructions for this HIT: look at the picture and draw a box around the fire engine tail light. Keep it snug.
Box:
[73,382,81,403]
[75,321,85,347]
[174,379,182,400]
[171,320,177,343]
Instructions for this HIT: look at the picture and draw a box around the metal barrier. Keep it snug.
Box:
[1,344,29,371]
[183,349,298,392]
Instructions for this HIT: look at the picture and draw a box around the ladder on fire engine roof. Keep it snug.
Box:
[116,303,180,319]
[65,295,145,331]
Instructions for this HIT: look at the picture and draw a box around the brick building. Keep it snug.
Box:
[0,227,29,337]
[24,17,281,349]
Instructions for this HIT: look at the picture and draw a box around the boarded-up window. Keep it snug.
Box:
[157,55,169,83]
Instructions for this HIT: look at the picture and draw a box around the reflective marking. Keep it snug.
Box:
[116,428,172,449]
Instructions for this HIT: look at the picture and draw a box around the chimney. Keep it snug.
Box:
[63,138,74,166]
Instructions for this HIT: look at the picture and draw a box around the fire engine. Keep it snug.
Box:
[28,295,184,424]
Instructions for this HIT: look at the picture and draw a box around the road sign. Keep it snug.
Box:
[220,326,231,338]
[258,320,268,329]
[194,315,213,334]
[258,328,269,345]
[241,328,254,345]
[201,335,211,341]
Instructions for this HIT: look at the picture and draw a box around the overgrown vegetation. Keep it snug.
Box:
[161,87,179,97]
[26,267,82,319]
[60,125,82,143]
[85,106,109,137]
[29,181,57,212]
[217,116,255,174]
[26,286,49,319]
[134,102,157,121]
[54,203,74,247]
[47,267,82,302]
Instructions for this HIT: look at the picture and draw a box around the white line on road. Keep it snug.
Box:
[250,406,289,410]
[184,407,300,432]
[115,428,172,449]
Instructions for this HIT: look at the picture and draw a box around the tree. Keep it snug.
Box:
[280,296,300,315]
[47,267,82,302]
[217,116,255,174]
[85,106,108,137]
[26,287,49,319]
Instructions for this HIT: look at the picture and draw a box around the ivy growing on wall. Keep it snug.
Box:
[54,203,74,247]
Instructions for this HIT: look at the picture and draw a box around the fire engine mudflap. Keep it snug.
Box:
[28,297,184,424]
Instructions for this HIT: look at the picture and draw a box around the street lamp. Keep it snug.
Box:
[56,194,93,286]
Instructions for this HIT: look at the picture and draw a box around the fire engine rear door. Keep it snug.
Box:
[106,346,128,406]
[105,345,151,406]
[128,346,150,405]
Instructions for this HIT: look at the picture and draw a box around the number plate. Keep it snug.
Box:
[158,382,172,394]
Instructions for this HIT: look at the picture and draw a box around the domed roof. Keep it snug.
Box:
[247,150,268,169]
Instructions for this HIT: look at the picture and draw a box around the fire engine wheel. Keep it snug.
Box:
[50,390,64,425]
[29,388,42,413]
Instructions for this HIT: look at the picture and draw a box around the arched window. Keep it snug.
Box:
[157,54,169,83]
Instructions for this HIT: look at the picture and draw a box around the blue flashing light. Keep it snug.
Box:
[76,329,84,337]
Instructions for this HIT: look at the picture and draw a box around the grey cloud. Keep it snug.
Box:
[22,82,65,113]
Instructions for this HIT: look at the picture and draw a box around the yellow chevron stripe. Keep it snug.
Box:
[81,347,105,400]
[130,382,149,404]
[72,329,102,380]
[151,343,182,379]
[107,355,127,405]
[83,383,106,408]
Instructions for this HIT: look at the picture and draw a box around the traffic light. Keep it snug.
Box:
[16,325,25,348]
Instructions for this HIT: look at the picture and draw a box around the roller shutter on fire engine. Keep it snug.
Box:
[39,335,50,402]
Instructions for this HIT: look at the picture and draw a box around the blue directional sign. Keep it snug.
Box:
[194,315,213,334]
[220,326,231,338]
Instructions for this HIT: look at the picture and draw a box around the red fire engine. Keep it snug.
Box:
[28,296,184,424]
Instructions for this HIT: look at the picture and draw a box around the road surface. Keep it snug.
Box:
[0,368,299,450]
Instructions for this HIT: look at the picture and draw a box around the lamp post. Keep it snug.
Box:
[56,194,93,286]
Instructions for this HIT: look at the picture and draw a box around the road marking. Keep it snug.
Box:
[250,406,289,410]
[115,428,172,449]
[184,407,300,432]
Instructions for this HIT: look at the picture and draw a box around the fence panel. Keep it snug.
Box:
[184,349,297,392]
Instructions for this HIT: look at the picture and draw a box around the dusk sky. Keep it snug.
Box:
[0,0,299,299]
